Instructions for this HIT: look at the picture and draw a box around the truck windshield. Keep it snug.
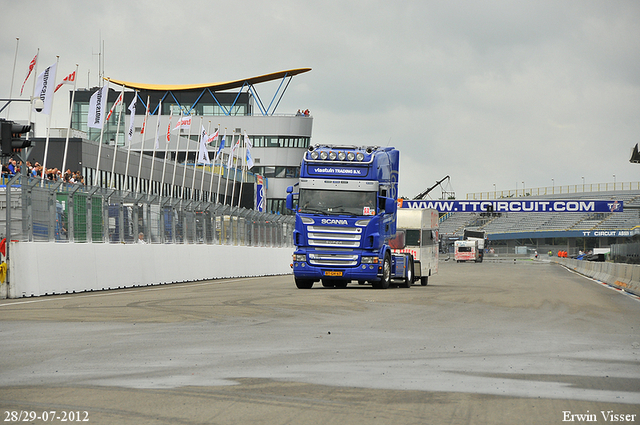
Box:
[298,189,377,216]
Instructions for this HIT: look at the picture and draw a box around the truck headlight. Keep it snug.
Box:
[328,151,337,160]
[319,151,328,160]
[347,152,355,161]
[293,254,307,262]
[337,151,346,160]
[310,151,319,160]
[361,256,379,264]
[356,152,365,161]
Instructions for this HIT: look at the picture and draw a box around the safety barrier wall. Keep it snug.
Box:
[556,258,640,297]
[2,241,293,298]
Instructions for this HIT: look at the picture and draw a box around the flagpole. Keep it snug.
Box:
[237,132,246,209]
[136,95,150,193]
[180,117,193,199]
[170,111,183,198]
[94,78,110,187]
[230,133,241,207]
[215,127,226,203]
[190,117,203,200]
[159,109,173,197]
[200,121,212,201]
[108,85,125,188]
[26,48,39,141]
[7,38,19,119]
[40,56,60,185]
[61,64,79,177]
[148,100,162,195]
[209,124,220,203]
[124,90,137,191]
[223,131,235,205]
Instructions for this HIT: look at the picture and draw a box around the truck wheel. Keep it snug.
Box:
[295,278,314,289]
[321,280,335,288]
[420,276,428,286]
[373,254,391,289]
[400,257,413,288]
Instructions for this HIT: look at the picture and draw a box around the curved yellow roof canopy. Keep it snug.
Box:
[107,68,311,92]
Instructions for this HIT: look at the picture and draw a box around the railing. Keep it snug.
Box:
[1,175,294,248]
[467,181,640,200]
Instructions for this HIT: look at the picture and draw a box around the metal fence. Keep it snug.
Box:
[2,175,295,247]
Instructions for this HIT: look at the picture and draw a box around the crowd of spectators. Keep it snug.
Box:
[2,158,84,184]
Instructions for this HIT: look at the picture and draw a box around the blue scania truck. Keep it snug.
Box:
[286,144,415,289]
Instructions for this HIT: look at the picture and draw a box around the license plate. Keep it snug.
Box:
[324,271,343,277]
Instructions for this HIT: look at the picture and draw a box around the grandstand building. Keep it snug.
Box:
[438,186,640,256]
[30,68,312,214]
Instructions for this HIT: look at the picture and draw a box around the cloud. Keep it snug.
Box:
[1,0,638,198]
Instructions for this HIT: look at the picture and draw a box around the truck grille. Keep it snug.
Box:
[308,252,358,267]
[307,225,362,248]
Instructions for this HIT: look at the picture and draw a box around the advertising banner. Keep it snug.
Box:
[399,199,623,213]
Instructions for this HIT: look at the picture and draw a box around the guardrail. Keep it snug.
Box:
[0,175,295,298]
[555,258,640,297]
[467,181,640,200]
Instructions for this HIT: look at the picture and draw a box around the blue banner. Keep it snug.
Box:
[308,166,366,177]
[399,199,623,213]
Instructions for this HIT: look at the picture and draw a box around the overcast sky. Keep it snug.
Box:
[1,0,639,199]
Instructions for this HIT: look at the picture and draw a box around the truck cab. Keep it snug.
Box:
[287,144,403,289]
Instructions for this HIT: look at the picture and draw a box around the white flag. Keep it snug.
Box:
[154,101,162,149]
[227,135,240,168]
[33,62,57,115]
[166,110,173,143]
[197,125,211,164]
[87,84,109,129]
[244,131,254,169]
[127,95,136,142]
[172,116,191,131]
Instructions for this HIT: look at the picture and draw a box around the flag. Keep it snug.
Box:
[127,94,136,142]
[33,62,57,115]
[166,110,173,143]
[172,116,191,131]
[87,84,109,129]
[20,53,37,95]
[227,135,240,168]
[140,98,150,134]
[154,101,162,149]
[244,131,254,169]
[207,129,219,145]
[197,125,211,164]
[105,91,123,122]
[54,70,76,93]
[215,129,226,161]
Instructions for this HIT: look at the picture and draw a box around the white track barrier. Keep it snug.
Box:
[557,258,640,296]
[1,242,293,298]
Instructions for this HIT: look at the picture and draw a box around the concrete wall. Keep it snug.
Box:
[1,242,293,299]
[556,258,640,297]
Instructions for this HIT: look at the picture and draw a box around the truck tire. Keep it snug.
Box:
[373,253,391,289]
[400,257,413,288]
[295,278,314,289]
[420,276,428,286]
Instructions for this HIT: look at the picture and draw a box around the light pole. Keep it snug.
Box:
[582,176,585,192]
[522,181,525,196]
[613,174,616,190]
[552,178,554,194]
[493,183,496,199]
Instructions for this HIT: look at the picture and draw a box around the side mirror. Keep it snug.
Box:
[286,192,298,211]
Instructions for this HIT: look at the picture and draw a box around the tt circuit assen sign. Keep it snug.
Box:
[399,199,624,213]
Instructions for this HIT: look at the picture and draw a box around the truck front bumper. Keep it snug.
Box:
[292,262,382,282]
